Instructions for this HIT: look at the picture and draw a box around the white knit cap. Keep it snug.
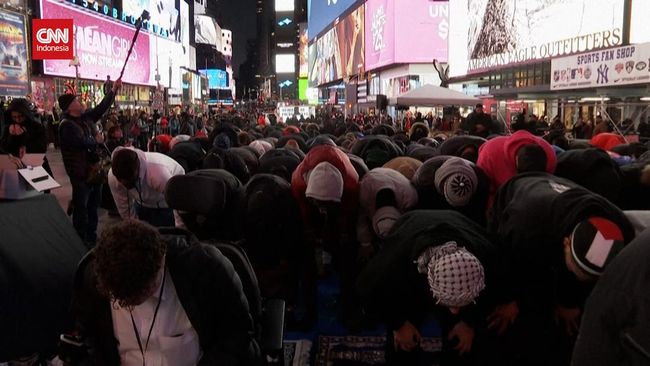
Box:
[372,206,401,238]
[250,140,273,157]
[416,242,485,307]
[169,134,191,150]
[305,162,344,202]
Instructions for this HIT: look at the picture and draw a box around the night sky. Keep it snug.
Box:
[219,0,257,77]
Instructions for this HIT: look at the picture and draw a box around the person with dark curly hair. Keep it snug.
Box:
[71,220,260,364]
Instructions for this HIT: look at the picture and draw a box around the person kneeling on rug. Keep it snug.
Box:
[357,210,503,366]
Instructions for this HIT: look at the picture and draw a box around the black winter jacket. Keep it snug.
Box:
[488,172,635,308]
[59,92,114,181]
[572,228,650,366]
[71,228,260,365]
[357,210,504,330]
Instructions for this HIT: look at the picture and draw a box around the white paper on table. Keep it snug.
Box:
[17,166,61,191]
[21,154,46,167]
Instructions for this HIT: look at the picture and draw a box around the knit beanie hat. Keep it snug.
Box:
[571,217,626,276]
[416,242,485,307]
[58,94,76,112]
[169,135,191,150]
[372,206,401,238]
[249,140,272,157]
[434,158,478,207]
[305,162,344,202]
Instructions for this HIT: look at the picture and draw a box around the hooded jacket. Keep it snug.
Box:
[1,98,47,156]
[489,172,635,307]
[572,228,650,366]
[477,130,556,205]
[59,91,115,181]
[71,228,260,365]
[357,210,503,329]
[357,168,418,244]
[291,144,359,235]
[107,147,185,226]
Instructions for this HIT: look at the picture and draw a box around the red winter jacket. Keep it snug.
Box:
[478,130,556,206]
[591,133,626,152]
[291,145,359,234]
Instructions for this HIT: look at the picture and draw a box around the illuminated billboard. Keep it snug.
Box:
[276,54,296,73]
[449,0,625,77]
[365,0,448,71]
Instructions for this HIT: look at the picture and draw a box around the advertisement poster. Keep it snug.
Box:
[0,9,28,96]
[42,0,152,85]
[122,0,179,41]
[551,43,650,90]
[308,5,364,87]
[630,0,650,44]
[449,0,625,77]
[365,0,448,71]
[308,0,362,41]
[195,15,221,48]
[299,23,308,78]
[199,69,228,89]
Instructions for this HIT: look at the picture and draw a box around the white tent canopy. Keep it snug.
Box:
[390,84,481,107]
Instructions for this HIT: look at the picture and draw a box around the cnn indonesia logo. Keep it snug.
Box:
[32,19,74,60]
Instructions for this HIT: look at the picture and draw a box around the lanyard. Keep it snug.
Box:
[129,267,166,366]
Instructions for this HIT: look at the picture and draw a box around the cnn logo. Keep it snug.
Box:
[36,28,69,44]
[32,19,74,60]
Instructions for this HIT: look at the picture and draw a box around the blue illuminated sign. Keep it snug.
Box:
[278,17,293,26]
[307,0,362,41]
[279,80,294,87]
[199,69,229,89]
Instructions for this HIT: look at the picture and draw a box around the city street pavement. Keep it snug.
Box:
[46,144,120,235]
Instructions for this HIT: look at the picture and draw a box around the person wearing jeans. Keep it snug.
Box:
[59,79,122,247]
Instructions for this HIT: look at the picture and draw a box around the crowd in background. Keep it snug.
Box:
[2,90,650,365]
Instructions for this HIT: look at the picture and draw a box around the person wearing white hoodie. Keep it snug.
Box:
[108,147,185,227]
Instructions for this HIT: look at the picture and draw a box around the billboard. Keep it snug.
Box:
[308,4,364,87]
[276,0,295,12]
[299,23,308,77]
[298,78,308,100]
[153,36,189,89]
[365,0,448,71]
[308,0,362,41]
[41,0,152,85]
[630,0,650,44]
[64,0,179,40]
[199,69,228,89]
[449,0,625,77]
[550,43,650,90]
[195,15,222,48]
[276,54,296,73]
[0,9,28,96]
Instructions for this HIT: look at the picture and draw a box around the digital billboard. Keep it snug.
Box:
[276,54,296,73]
[630,0,650,44]
[0,9,28,96]
[449,0,625,77]
[64,0,179,40]
[298,78,308,100]
[276,0,295,12]
[41,0,153,85]
[365,0,448,71]
[308,0,362,41]
[195,15,222,48]
[308,4,364,86]
[199,69,228,89]
[299,23,308,77]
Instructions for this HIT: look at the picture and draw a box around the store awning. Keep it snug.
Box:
[390,84,481,107]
